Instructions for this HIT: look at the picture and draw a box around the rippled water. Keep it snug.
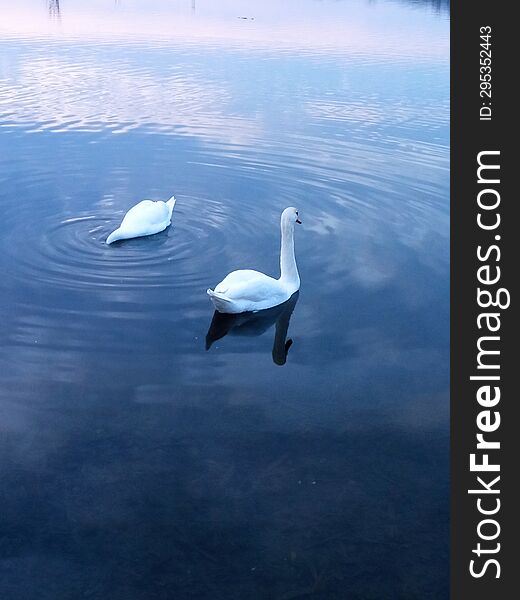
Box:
[0,1,449,599]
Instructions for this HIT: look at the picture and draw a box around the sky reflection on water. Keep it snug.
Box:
[0,1,449,598]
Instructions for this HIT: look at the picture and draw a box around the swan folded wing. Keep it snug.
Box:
[214,270,286,304]
[214,269,266,291]
[120,200,170,228]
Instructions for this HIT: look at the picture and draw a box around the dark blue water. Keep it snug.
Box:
[0,1,449,598]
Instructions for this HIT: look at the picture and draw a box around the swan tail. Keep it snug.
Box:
[166,195,176,219]
[207,289,236,313]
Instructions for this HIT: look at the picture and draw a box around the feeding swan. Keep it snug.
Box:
[106,196,176,244]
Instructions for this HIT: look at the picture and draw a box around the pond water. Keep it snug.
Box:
[0,1,449,598]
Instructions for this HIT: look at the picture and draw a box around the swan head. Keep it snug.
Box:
[281,207,301,227]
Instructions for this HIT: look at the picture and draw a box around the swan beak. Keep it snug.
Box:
[296,218,302,224]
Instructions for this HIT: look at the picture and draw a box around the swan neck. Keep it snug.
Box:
[280,221,299,286]
[107,229,122,244]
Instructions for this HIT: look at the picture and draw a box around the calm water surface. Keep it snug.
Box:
[0,1,449,598]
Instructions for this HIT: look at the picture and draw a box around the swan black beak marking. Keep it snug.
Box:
[296,218,302,224]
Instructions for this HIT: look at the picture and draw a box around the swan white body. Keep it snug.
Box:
[207,207,301,313]
[106,196,176,244]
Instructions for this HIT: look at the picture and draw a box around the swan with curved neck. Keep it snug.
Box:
[106,196,176,244]
[207,207,301,313]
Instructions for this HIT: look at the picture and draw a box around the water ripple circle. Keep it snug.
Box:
[2,195,249,293]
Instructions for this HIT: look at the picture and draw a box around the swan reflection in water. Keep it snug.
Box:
[205,292,299,366]
[48,1,60,19]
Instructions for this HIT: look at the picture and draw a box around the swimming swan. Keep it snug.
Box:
[106,196,176,244]
[207,207,301,313]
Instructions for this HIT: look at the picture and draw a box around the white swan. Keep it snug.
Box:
[106,196,176,244]
[207,207,301,313]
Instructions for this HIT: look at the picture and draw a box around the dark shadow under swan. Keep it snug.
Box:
[205,291,299,365]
